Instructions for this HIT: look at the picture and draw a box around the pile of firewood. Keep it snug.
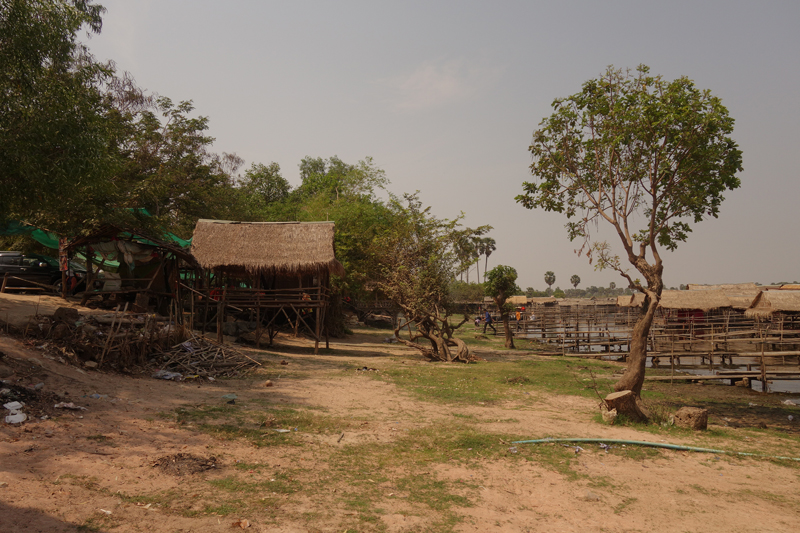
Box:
[153,332,261,378]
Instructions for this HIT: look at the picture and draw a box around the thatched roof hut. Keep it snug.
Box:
[658,290,731,311]
[687,283,759,292]
[745,291,800,319]
[191,220,344,277]
[507,295,528,306]
[727,294,758,310]
[616,291,731,311]
[528,296,558,306]
[617,294,645,307]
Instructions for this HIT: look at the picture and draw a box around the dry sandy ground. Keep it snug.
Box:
[1,294,799,532]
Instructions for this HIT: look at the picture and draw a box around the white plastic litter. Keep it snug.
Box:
[4,412,26,424]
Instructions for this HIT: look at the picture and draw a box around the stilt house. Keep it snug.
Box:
[190,220,344,353]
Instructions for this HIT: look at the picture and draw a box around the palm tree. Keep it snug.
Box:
[570,274,581,289]
[481,238,497,282]
[544,271,556,292]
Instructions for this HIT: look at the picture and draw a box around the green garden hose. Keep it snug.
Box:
[511,437,800,461]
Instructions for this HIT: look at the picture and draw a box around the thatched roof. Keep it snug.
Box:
[191,220,344,276]
[779,284,800,291]
[745,291,800,318]
[616,291,731,311]
[528,296,558,306]
[507,295,528,305]
[727,294,758,310]
[687,283,759,292]
[659,290,731,311]
[617,294,645,307]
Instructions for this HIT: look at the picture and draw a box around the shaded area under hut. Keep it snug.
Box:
[189,220,344,353]
[65,224,197,317]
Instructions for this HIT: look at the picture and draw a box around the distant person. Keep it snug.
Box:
[483,310,496,335]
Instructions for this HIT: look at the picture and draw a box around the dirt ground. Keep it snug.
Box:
[1,294,800,532]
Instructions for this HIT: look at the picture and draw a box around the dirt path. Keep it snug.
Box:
[1,298,799,532]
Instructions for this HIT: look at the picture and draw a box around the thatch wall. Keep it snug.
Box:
[745,291,800,318]
[191,220,344,277]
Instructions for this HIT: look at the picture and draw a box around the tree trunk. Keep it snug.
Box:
[604,390,650,423]
[614,292,659,396]
[502,313,515,349]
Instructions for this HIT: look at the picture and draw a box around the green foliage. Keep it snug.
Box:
[448,280,484,302]
[111,94,245,237]
[552,286,565,298]
[570,274,580,289]
[484,265,519,307]
[372,193,491,361]
[517,65,742,292]
[544,271,556,288]
[239,162,291,207]
[0,0,117,232]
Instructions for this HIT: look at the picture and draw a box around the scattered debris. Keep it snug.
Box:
[54,402,87,411]
[231,519,251,529]
[152,370,183,381]
[782,399,799,406]
[505,376,530,384]
[151,453,217,475]
[264,380,274,387]
[356,366,379,372]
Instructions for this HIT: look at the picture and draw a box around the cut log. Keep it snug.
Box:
[673,406,708,430]
[604,390,649,423]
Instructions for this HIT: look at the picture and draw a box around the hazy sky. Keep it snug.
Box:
[86,1,800,290]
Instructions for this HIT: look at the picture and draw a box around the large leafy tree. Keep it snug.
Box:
[374,193,490,362]
[0,0,118,232]
[484,265,520,349]
[111,94,246,237]
[517,65,742,399]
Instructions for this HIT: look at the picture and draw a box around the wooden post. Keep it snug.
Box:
[314,273,321,355]
[1,272,8,293]
[81,248,94,306]
[255,276,262,349]
[203,271,211,336]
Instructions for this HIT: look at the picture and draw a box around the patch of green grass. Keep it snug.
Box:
[586,476,618,489]
[377,358,616,405]
[208,472,301,495]
[171,402,351,447]
[613,497,638,514]
[523,442,586,481]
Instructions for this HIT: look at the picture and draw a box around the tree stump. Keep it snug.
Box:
[604,390,649,423]
[673,406,708,430]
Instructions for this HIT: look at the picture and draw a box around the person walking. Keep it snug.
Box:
[483,310,496,335]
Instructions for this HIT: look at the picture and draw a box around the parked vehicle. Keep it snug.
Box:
[0,251,88,293]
